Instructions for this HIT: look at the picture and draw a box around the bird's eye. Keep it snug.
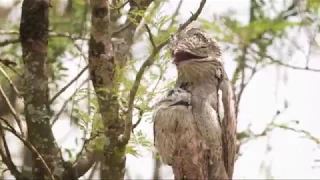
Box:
[199,46,207,49]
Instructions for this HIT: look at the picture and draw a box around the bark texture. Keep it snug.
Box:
[88,1,124,179]
[19,0,61,179]
[88,0,153,179]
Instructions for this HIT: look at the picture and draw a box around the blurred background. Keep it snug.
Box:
[0,0,320,179]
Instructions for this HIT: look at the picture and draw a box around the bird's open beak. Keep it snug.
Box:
[172,50,207,64]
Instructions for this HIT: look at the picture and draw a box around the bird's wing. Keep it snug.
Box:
[153,107,177,165]
[220,79,237,179]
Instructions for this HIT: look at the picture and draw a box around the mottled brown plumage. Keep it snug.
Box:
[172,27,237,180]
[154,27,237,179]
[153,88,225,179]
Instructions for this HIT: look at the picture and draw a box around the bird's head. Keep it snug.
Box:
[169,27,223,81]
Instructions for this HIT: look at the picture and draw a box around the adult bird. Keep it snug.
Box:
[153,27,237,180]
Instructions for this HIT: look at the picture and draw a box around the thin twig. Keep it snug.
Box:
[0,39,20,47]
[0,30,89,41]
[112,22,132,37]
[0,85,24,136]
[0,66,21,97]
[269,57,320,72]
[131,108,144,131]
[0,58,17,67]
[144,24,156,48]
[272,123,320,144]
[49,65,89,104]
[72,131,101,166]
[0,117,56,180]
[119,0,207,144]
[167,0,183,28]
[50,78,89,126]
[0,122,26,180]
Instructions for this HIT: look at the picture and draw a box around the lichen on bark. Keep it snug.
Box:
[19,0,62,179]
[88,1,125,179]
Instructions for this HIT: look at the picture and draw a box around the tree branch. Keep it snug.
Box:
[0,122,27,180]
[0,85,24,136]
[271,123,320,145]
[0,39,20,47]
[268,57,320,72]
[62,130,103,179]
[144,24,156,48]
[50,78,89,126]
[49,65,89,104]
[119,0,207,144]
[0,117,55,180]
[0,30,89,41]
[0,66,21,97]
[131,107,144,131]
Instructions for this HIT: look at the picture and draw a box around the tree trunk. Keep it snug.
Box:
[88,0,125,179]
[88,0,153,179]
[19,0,62,179]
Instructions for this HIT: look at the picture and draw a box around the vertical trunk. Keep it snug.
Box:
[88,0,154,179]
[19,0,61,179]
[88,1,125,179]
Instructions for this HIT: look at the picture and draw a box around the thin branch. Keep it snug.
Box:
[132,107,144,131]
[72,131,101,167]
[0,39,20,47]
[112,22,132,37]
[119,0,207,144]
[0,58,22,78]
[176,0,206,32]
[0,117,56,180]
[0,66,21,97]
[50,78,89,126]
[0,30,89,41]
[271,123,320,145]
[67,149,102,179]
[0,85,24,136]
[269,57,320,72]
[144,24,156,48]
[0,122,27,180]
[167,0,183,28]
[0,58,17,67]
[49,65,89,104]
[64,106,103,178]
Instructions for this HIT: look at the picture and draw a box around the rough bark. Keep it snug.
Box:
[19,0,62,179]
[88,0,153,179]
[88,0,124,179]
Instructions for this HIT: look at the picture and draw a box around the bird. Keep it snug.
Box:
[153,87,217,179]
[153,26,237,180]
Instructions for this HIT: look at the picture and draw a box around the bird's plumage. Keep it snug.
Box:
[153,88,227,179]
[153,27,237,180]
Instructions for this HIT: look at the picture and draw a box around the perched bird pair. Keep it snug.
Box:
[153,27,237,180]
